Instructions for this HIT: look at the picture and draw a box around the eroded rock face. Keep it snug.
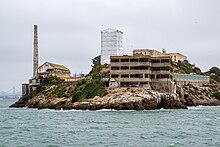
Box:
[178,86,220,106]
[71,88,187,110]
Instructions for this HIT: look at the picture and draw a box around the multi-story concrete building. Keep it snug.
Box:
[101,28,123,64]
[109,54,173,92]
[109,50,209,92]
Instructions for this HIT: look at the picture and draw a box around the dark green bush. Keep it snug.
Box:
[212,92,220,100]
[72,78,107,102]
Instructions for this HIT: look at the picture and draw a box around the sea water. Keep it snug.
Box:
[0,98,220,147]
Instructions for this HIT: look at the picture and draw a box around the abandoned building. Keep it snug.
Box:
[38,62,70,79]
[109,49,209,92]
[109,54,173,92]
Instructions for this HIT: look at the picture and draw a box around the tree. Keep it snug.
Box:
[92,55,101,68]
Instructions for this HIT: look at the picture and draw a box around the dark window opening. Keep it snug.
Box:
[121,74,129,78]
[111,74,119,78]
[121,58,129,62]
[130,66,139,70]
[151,59,160,63]
[111,58,120,62]
[145,74,149,78]
[151,74,155,79]
[111,66,120,70]
[130,74,143,78]
[161,59,170,63]
[130,58,139,62]
[139,66,148,70]
[121,66,129,70]
[139,58,148,62]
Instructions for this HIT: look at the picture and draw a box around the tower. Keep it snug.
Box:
[101,28,123,64]
[33,25,39,79]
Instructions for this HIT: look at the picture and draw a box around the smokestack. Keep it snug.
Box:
[33,25,39,79]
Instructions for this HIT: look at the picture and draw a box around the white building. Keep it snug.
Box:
[101,28,123,64]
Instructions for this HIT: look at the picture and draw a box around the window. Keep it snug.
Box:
[130,58,139,62]
[111,58,120,62]
[130,74,143,78]
[139,58,148,62]
[121,74,129,78]
[111,74,119,78]
[151,74,155,79]
[161,59,170,63]
[139,66,148,70]
[161,74,170,78]
[145,74,148,78]
[130,66,139,70]
[121,58,129,62]
[121,66,129,70]
[151,59,160,63]
[111,66,120,70]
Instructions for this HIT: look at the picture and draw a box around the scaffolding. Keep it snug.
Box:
[101,28,123,64]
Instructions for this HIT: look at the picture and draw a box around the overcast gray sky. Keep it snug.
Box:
[0,0,219,92]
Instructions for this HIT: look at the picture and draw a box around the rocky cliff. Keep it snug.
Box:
[10,86,220,110]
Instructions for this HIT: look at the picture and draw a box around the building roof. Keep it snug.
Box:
[101,28,123,33]
[164,53,187,58]
[39,62,70,71]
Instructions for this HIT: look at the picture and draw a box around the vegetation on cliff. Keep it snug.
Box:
[23,75,74,102]
[72,55,107,102]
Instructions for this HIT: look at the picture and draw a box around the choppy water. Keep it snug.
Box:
[0,99,220,147]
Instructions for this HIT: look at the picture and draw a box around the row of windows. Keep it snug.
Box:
[111,66,170,70]
[111,58,149,62]
[111,66,149,70]
[151,74,170,79]
[151,66,171,71]
[111,74,170,79]
[173,74,209,80]
[111,58,170,63]
[111,74,149,78]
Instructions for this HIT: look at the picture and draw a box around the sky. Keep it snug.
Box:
[0,0,220,92]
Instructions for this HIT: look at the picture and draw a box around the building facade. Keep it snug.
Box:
[109,55,173,92]
[164,53,187,63]
[173,73,209,86]
[101,28,123,64]
[38,62,71,79]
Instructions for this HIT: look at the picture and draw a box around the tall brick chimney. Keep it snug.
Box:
[33,25,38,79]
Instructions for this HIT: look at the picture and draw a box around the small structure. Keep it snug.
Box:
[133,49,187,63]
[164,53,187,63]
[133,49,161,57]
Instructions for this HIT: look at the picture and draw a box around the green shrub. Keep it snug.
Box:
[48,75,59,85]
[212,92,220,100]
[72,78,107,102]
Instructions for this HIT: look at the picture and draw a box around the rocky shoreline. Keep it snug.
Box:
[10,87,220,110]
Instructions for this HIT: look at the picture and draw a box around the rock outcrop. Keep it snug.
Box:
[178,86,220,106]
